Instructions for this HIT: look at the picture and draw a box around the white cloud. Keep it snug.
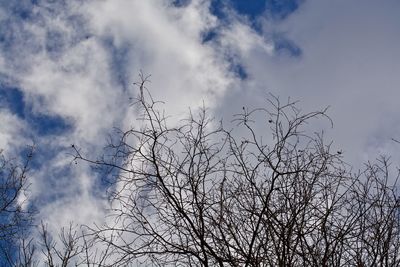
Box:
[21,38,122,141]
[0,111,26,154]
[0,0,239,243]
[84,0,235,116]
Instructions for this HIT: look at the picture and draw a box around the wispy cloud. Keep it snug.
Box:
[0,0,240,240]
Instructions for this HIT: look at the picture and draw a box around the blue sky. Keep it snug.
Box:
[1,0,400,263]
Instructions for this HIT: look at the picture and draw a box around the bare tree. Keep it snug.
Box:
[0,146,113,266]
[38,222,114,267]
[349,158,400,266]
[0,146,35,266]
[4,76,396,267]
[70,75,400,266]
[39,222,82,267]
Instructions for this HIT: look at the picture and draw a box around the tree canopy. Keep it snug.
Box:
[2,77,400,266]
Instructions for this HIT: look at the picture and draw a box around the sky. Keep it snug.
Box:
[1,0,400,261]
